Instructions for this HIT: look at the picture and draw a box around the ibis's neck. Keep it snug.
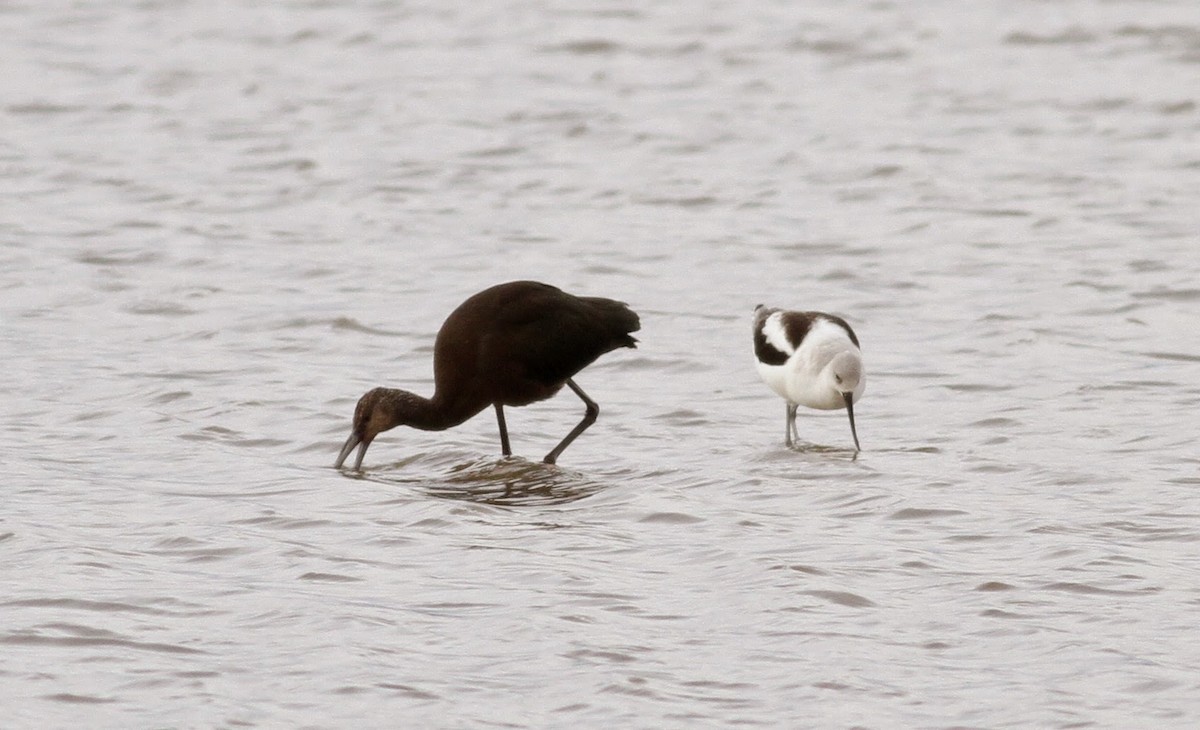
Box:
[381,388,483,432]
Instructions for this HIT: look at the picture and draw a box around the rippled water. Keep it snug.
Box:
[4,0,1199,726]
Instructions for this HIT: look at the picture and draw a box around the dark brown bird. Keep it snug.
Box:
[335,281,640,470]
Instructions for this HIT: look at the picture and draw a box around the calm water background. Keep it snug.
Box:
[3,0,1199,727]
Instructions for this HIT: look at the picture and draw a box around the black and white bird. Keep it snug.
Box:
[752,305,864,450]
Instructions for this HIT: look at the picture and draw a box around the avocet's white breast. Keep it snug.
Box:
[787,318,861,409]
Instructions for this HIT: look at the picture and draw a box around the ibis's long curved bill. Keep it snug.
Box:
[843,392,861,452]
[334,432,368,470]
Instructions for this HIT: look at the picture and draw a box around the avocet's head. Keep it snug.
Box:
[827,351,863,451]
[829,351,863,396]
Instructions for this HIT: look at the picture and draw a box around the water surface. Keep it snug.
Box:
[3,1,1199,726]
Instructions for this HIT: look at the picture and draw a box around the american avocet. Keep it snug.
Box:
[753,304,864,450]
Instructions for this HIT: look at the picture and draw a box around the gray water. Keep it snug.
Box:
[3,1,1200,727]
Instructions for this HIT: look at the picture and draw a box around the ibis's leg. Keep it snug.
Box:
[544,379,599,465]
[494,403,512,456]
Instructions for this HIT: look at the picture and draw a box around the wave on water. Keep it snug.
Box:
[342,452,608,507]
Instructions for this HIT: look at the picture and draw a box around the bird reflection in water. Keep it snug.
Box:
[348,454,606,507]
